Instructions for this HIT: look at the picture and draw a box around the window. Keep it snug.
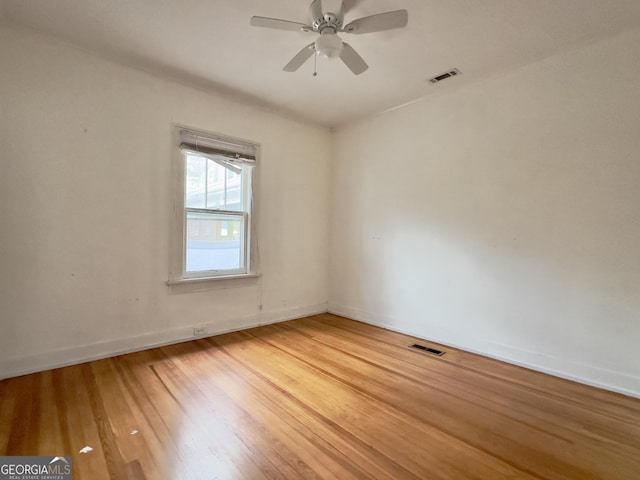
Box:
[171,127,257,282]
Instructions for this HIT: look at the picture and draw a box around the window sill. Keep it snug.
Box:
[167,273,261,294]
[167,273,260,285]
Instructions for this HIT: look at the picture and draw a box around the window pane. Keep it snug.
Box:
[185,154,206,208]
[185,152,244,211]
[185,212,244,273]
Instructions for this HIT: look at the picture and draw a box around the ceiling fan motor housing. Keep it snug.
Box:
[310,0,344,33]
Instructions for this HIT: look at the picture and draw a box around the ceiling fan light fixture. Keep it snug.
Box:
[315,32,343,59]
[250,2,409,75]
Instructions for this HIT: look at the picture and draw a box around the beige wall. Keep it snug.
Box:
[0,25,331,377]
[331,27,640,396]
[2,21,640,398]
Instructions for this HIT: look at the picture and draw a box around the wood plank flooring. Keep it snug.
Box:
[1,313,639,479]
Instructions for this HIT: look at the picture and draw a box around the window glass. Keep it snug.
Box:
[186,154,244,211]
[185,212,244,272]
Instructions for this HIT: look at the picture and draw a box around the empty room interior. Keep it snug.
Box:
[1,0,640,479]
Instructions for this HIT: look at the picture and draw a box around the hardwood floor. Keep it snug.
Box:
[1,313,639,479]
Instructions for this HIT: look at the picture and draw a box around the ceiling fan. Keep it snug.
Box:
[250,0,408,75]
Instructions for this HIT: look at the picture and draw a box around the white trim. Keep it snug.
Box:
[167,273,261,285]
[329,304,640,399]
[0,303,328,380]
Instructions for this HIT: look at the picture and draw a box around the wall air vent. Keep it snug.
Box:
[428,68,461,84]
[410,344,445,356]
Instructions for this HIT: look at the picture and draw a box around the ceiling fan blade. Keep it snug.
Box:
[342,0,363,14]
[310,1,345,22]
[309,0,323,22]
[342,9,408,34]
[250,16,312,32]
[283,42,316,72]
[340,43,368,75]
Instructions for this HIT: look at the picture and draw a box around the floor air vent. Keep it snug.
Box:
[410,344,445,356]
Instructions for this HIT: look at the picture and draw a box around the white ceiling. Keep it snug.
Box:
[3,0,640,128]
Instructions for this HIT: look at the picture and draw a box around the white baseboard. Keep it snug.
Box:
[329,304,640,399]
[0,303,328,380]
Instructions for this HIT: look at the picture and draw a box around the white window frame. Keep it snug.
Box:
[169,126,259,284]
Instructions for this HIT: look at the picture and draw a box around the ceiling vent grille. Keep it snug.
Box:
[428,68,461,84]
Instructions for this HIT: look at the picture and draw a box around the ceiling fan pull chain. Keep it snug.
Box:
[313,49,318,77]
